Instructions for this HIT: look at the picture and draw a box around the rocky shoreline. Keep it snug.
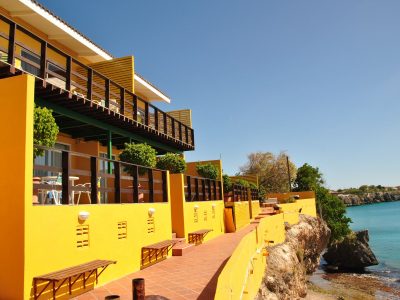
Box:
[256,215,331,299]
[337,192,400,206]
[307,270,400,300]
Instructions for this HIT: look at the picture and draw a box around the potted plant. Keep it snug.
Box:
[223,174,233,202]
[196,163,219,180]
[119,143,157,202]
[156,153,186,174]
[33,105,59,204]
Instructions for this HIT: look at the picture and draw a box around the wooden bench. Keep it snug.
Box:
[188,229,213,245]
[141,240,177,268]
[33,259,116,300]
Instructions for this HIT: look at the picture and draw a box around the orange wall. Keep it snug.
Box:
[0,74,34,299]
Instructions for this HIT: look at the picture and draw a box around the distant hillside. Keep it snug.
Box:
[337,191,400,206]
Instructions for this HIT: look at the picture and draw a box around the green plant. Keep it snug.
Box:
[249,182,258,190]
[294,163,352,244]
[223,174,233,193]
[196,163,219,180]
[258,185,266,200]
[33,105,59,159]
[235,179,250,188]
[156,153,186,174]
[119,143,157,175]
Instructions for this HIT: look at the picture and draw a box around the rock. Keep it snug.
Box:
[323,230,378,270]
[256,215,331,300]
[337,192,400,206]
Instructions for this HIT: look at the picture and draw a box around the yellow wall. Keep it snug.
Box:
[251,200,260,218]
[24,202,172,299]
[0,74,34,300]
[267,191,316,202]
[215,198,316,300]
[170,174,225,242]
[233,201,251,230]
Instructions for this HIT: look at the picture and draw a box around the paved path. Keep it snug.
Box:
[74,222,259,300]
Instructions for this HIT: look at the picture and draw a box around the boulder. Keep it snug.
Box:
[256,215,331,300]
[323,230,378,270]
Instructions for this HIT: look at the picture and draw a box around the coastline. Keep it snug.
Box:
[307,268,400,300]
[337,192,400,207]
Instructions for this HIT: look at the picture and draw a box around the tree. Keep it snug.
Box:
[33,105,59,158]
[294,163,351,244]
[119,143,157,175]
[156,153,186,174]
[240,151,297,193]
[293,163,324,192]
[196,163,219,180]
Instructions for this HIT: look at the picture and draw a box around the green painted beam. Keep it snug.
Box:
[35,98,182,154]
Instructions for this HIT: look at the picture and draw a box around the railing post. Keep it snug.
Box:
[187,176,192,202]
[195,178,199,201]
[133,94,138,122]
[208,180,212,201]
[218,181,222,200]
[171,119,176,138]
[185,127,189,144]
[105,79,110,108]
[120,88,125,115]
[65,56,71,91]
[154,109,159,131]
[179,122,182,141]
[191,129,195,147]
[213,180,217,200]
[162,171,168,202]
[163,113,168,134]
[87,68,93,100]
[132,165,139,203]
[7,22,16,67]
[148,169,154,203]
[202,179,206,201]
[61,151,70,205]
[144,102,149,126]
[90,157,98,204]
[40,41,47,80]
[115,161,121,203]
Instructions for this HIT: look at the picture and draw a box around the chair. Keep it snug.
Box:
[74,177,101,204]
[42,174,62,205]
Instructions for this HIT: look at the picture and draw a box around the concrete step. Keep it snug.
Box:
[172,242,195,256]
[172,237,186,244]
[172,232,177,239]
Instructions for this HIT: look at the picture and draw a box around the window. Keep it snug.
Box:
[21,49,40,76]
[99,153,116,204]
[34,143,70,177]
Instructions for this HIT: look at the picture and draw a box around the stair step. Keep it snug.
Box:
[172,243,195,256]
[172,237,186,244]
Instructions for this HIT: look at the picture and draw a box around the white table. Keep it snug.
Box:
[40,176,79,204]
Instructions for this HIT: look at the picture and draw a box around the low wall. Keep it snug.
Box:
[24,202,173,299]
[251,200,261,219]
[233,201,251,230]
[170,174,225,242]
[215,198,316,300]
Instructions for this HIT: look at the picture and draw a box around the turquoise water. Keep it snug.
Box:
[347,201,400,278]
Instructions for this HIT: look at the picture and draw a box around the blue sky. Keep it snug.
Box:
[40,0,400,189]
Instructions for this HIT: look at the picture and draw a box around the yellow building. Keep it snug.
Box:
[0,1,196,299]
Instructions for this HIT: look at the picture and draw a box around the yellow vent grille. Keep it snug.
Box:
[118,221,127,239]
[76,225,89,248]
[147,217,155,234]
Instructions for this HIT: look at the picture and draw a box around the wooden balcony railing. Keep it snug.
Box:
[184,175,222,202]
[251,188,259,200]
[0,14,194,149]
[33,146,168,205]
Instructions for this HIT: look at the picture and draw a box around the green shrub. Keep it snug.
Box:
[196,163,219,180]
[235,179,250,188]
[223,174,233,193]
[33,105,59,158]
[156,153,186,174]
[119,143,157,175]
[258,185,266,200]
[249,182,258,190]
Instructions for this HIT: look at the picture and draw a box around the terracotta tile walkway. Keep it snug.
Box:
[74,223,259,300]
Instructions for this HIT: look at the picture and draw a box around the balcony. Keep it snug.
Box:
[0,14,194,151]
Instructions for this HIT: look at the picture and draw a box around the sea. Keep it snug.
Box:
[346,201,400,288]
